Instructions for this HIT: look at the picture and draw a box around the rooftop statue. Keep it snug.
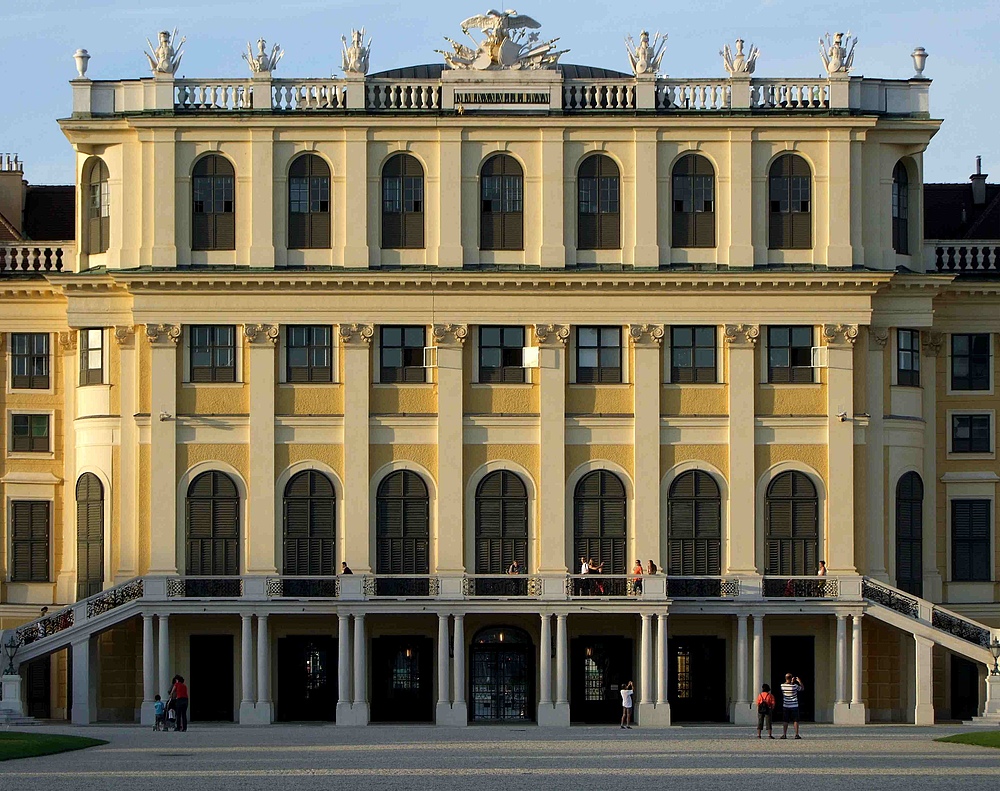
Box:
[721,38,759,75]
[625,30,667,76]
[437,9,567,70]
[342,28,371,75]
[243,38,283,74]
[819,31,857,75]
[144,28,185,75]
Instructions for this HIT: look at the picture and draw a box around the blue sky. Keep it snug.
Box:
[7,0,998,185]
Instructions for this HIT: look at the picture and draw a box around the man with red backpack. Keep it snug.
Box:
[755,683,776,739]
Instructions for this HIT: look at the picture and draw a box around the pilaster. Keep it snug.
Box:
[140,613,155,725]
[535,325,569,584]
[245,324,279,574]
[247,129,276,266]
[921,332,944,600]
[632,131,659,266]
[146,324,180,574]
[725,324,759,573]
[913,634,934,725]
[866,327,889,580]
[57,332,77,602]
[433,128,465,266]
[337,613,352,725]
[343,129,369,267]
[341,324,373,572]
[733,613,755,724]
[239,614,255,723]
[538,128,566,267]
[825,324,859,574]
[630,324,664,568]
[824,130,854,266]
[116,326,139,581]
[433,324,468,577]
[727,129,756,266]
[452,613,467,724]
[147,127,177,267]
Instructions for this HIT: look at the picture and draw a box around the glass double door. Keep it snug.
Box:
[277,636,337,722]
[470,646,534,722]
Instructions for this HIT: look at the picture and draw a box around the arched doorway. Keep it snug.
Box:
[895,472,923,596]
[76,473,104,600]
[469,627,535,722]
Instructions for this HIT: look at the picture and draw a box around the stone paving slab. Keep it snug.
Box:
[1,724,999,791]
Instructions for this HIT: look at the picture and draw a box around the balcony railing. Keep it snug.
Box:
[0,246,68,274]
[362,575,440,598]
[762,576,840,598]
[667,576,741,598]
[566,574,637,597]
[931,609,991,648]
[928,242,1000,275]
[266,576,340,598]
[166,577,244,598]
[462,574,542,597]
[861,578,919,618]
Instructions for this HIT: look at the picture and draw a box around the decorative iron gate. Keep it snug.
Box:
[469,627,534,722]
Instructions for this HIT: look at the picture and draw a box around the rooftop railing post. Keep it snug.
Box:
[829,73,850,109]
[71,78,93,117]
[146,72,175,111]
[729,75,751,109]
[344,74,366,110]
[635,73,656,110]
[250,73,273,111]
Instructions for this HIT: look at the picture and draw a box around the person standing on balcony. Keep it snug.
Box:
[646,560,657,575]
[341,561,353,575]
[817,561,827,577]
[631,559,644,595]
[507,559,522,575]
[779,674,804,739]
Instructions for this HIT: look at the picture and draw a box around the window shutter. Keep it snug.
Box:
[288,213,308,249]
[192,213,212,251]
[578,214,598,250]
[214,212,236,251]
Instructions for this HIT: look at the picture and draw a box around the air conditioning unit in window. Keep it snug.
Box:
[811,346,829,368]
[521,347,540,368]
[423,346,437,368]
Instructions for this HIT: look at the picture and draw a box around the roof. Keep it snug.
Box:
[0,210,21,242]
[368,63,632,80]
[23,185,75,241]
[924,182,1000,240]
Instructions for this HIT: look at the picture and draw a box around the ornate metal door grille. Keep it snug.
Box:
[470,647,532,722]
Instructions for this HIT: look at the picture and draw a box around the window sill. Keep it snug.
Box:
[471,382,533,389]
[662,382,725,388]
[7,452,55,461]
[946,389,995,397]
[891,383,922,390]
[278,382,339,387]
[7,388,55,396]
[569,383,630,388]
[373,382,434,389]
[947,452,996,461]
[77,382,109,389]
[758,382,821,389]
[181,382,244,388]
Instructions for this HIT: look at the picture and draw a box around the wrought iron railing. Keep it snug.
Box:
[931,608,991,648]
[362,575,440,597]
[86,579,144,618]
[861,578,919,618]
[265,577,340,598]
[462,575,543,597]
[667,577,741,598]
[565,574,635,597]
[763,577,839,598]
[167,577,244,598]
[16,608,75,646]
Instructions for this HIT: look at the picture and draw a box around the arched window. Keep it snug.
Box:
[667,471,721,575]
[768,154,811,250]
[382,154,424,249]
[288,155,331,249]
[475,470,528,573]
[672,154,715,248]
[892,161,909,255]
[283,470,336,575]
[895,472,923,596]
[573,470,626,574]
[480,154,523,251]
[192,155,235,251]
[376,471,430,575]
[86,159,110,255]
[765,471,818,575]
[185,471,239,576]
[577,155,620,250]
[76,473,104,599]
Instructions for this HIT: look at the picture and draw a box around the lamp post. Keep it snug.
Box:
[990,637,1000,677]
[2,634,19,676]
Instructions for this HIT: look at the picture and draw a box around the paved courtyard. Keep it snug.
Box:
[2,723,1000,790]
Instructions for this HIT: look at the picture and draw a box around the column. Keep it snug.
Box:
[337,613,352,724]
[342,129,369,267]
[638,613,654,726]
[913,635,934,725]
[725,325,759,573]
[157,614,170,700]
[733,613,754,724]
[56,333,77,601]
[352,613,369,723]
[833,614,849,721]
[752,614,764,697]
[433,325,467,579]
[239,614,255,723]
[116,327,139,581]
[851,615,866,718]
[147,324,179,574]
[255,614,273,724]
[436,613,451,723]
[536,325,569,587]
[656,614,668,706]
[538,128,566,267]
[727,129,755,266]
[246,325,278,573]
[341,325,373,572]
[538,613,552,713]
[631,130,659,266]
[921,332,944,600]
[866,328,889,580]
[630,325,664,567]
[825,324,859,574]
[71,637,96,725]
[554,613,569,724]
[140,614,155,725]
[452,614,467,723]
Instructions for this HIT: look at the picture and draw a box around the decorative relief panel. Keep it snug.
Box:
[533,323,570,346]
[628,323,665,346]
[339,323,374,345]
[145,323,181,345]
[432,323,469,345]
[244,323,279,345]
[723,323,760,346]
[823,323,859,346]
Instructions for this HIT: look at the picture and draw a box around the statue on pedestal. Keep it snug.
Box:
[243,38,283,73]
[144,28,185,75]
[437,9,567,70]
[819,31,857,75]
[342,28,371,75]
[625,30,667,76]
[721,38,759,75]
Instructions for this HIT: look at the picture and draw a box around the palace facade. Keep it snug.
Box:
[1,18,1000,728]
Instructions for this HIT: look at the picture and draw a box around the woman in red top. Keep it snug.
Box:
[169,675,189,731]
[755,683,776,739]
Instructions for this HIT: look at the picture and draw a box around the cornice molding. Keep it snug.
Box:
[723,323,760,346]
[628,323,665,346]
[534,323,570,346]
[339,323,374,345]
[145,323,181,345]
[244,323,279,345]
[823,323,859,346]
[432,323,468,346]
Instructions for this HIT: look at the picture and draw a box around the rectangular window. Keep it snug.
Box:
[952,499,991,582]
[10,500,50,582]
[670,326,716,384]
[897,329,920,387]
[951,334,991,391]
[952,414,992,454]
[380,326,426,384]
[190,325,236,383]
[479,326,525,384]
[80,328,104,385]
[285,325,332,383]
[11,414,50,453]
[768,326,813,383]
[11,333,49,390]
[576,326,622,384]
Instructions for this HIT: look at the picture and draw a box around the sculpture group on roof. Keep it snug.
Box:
[242,38,284,74]
[721,38,760,75]
[625,31,667,76]
[144,28,185,75]
[342,28,371,75]
[819,31,857,75]
[437,9,568,70]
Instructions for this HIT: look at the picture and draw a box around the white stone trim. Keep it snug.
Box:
[175,415,250,445]
[175,460,249,575]
[660,459,730,573]
[755,460,827,574]
[946,408,995,460]
[369,415,437,445]
[565,415,633,445]
[659,416,729,445]
[181,323,245,385]
[275,415,345,445]
[462,415,538,445]
[464,460,538,572]
[6,332,55,396]
[945,332,994,397]
[277,324,340,385]
[274,460,345,575]
[6,408,56,459]
[369,459,438,572]
[753,415,827,445]
[565,459,635,571]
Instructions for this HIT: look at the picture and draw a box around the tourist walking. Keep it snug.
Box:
[620,680,634,729]
[779,673,804,739]
[153,694,166,731]
[169,675,189,731]
[755,684,775,739]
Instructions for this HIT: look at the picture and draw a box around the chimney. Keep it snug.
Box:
[971,155,988,206]
[0,153,26,236]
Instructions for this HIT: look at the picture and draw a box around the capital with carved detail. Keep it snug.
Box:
[58,331,78,351]
[244,323,279,345]
[339,323,374,346]
[868,326,889,351]
[145,323,182,345]
[823,323,859,347]
[723,323,760,346]
[628,323,665,346]
[432,323,468,346]
[922,330,944,357]
[114,325,136,347]
[533,324,570,346]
